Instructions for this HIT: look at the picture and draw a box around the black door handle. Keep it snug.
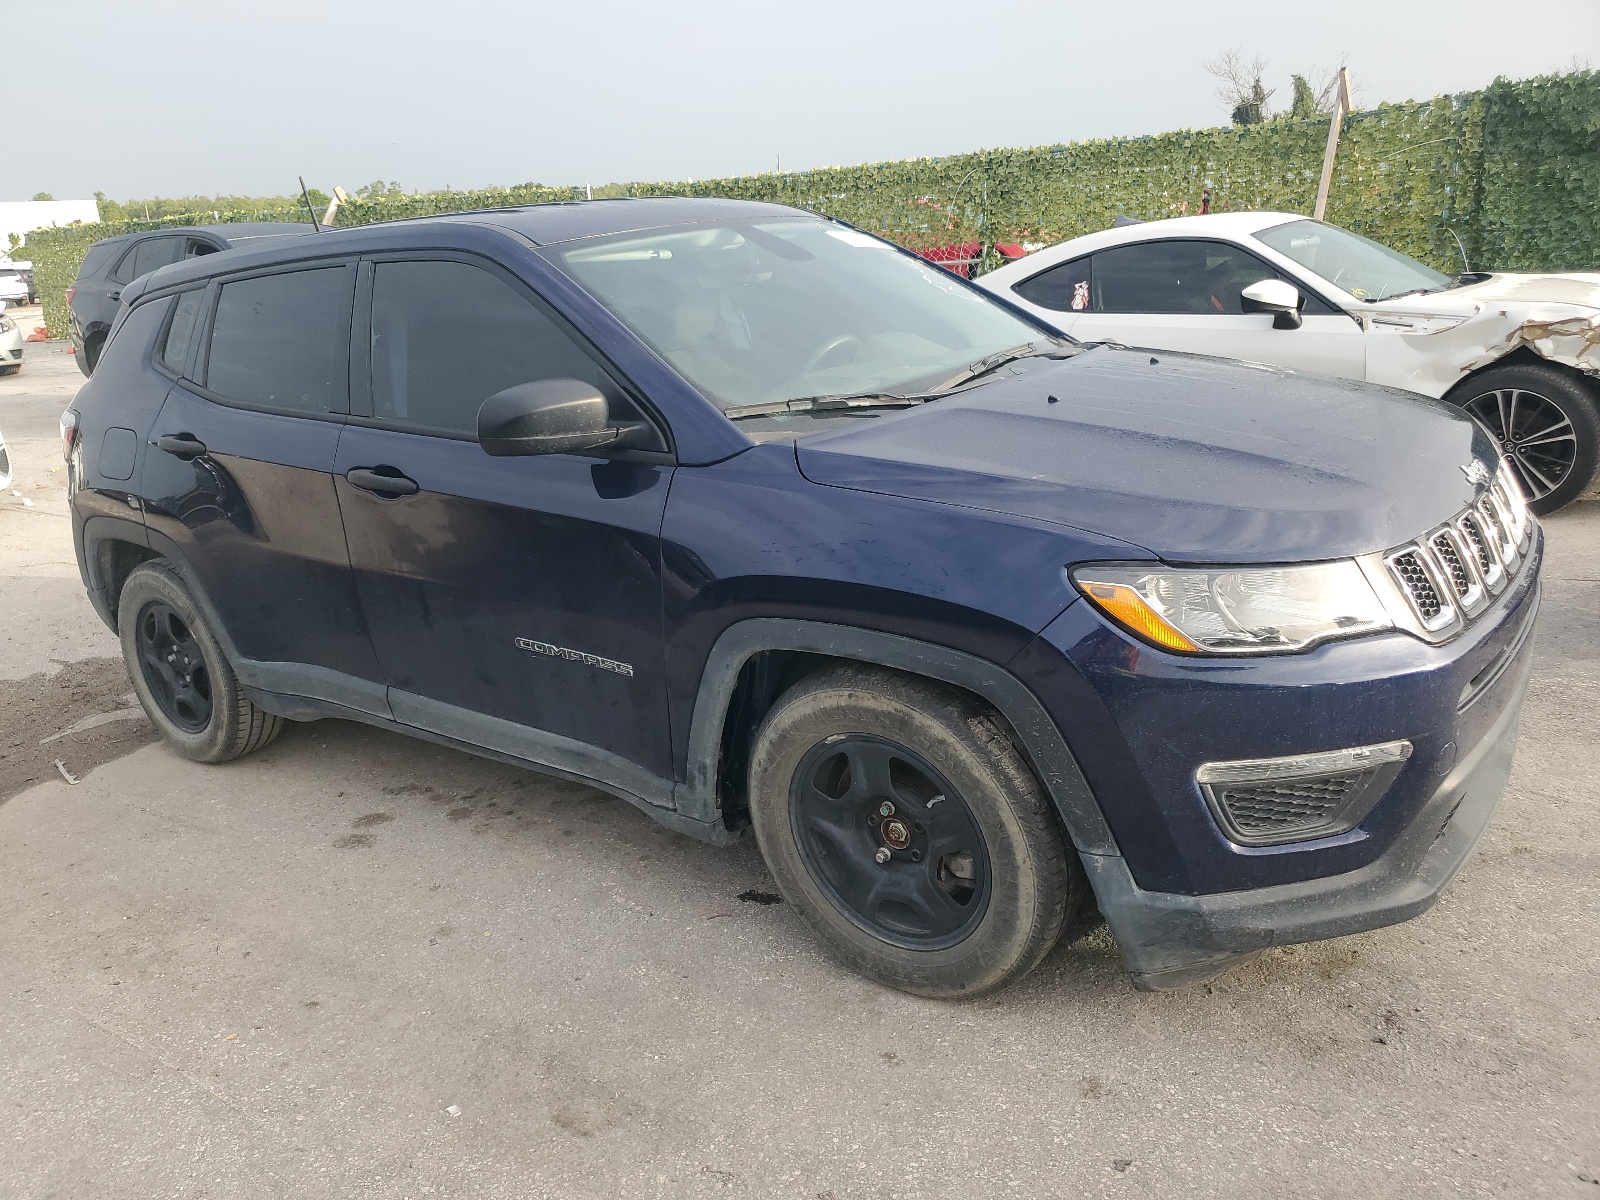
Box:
[109,290,121,302]
[156,433,207,460]
[346,467,420,498]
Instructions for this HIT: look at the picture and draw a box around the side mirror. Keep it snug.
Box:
[477,379,647,457]
[1240,278,1303,330]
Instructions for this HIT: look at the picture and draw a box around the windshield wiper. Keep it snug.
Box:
[929,340,1076,391]
[1376,274,1488,302]
[722,392,937,421]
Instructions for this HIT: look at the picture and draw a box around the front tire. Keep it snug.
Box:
[118,561,282,763]
[748,664,1087,998]
[1447,363,1600,514]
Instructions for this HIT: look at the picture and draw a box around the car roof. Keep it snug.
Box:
[983,211,1312,282]
[420,196,804,244]
[90,222,317,251]
[132,198,819,296]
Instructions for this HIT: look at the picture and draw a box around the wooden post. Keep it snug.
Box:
[1313,68,1353,220]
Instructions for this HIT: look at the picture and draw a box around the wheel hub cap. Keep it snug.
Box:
[135,600,212,733]
[790,734,991,949]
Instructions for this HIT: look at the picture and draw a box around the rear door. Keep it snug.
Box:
[334,254,677,781]
[140,260,389,715]
[1042,239,1367,381]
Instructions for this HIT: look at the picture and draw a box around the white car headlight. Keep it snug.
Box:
[0,317,13,333]
[1071,560,1393,655]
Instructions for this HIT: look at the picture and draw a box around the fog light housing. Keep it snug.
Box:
[1196,740,1412,846]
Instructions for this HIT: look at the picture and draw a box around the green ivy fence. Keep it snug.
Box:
[15,69,1598,338]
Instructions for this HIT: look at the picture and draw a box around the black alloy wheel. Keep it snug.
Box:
[1451,363,1600,514]
[1463,387,1577,500]
[790,734,991,950]
[135,600,213,733]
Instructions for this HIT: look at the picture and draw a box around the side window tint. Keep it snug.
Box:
[1093,240,1316,316]
[130,236,185,280]
[205,267,351,414]
[370,260,622,437]
[111,246,139,283]
[161,290,205,375]
[1012,256,1092,313]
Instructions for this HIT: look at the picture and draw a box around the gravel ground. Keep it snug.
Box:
[1,344,1597,1199]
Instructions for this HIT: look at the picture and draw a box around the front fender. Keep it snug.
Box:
[674,616,1118,859]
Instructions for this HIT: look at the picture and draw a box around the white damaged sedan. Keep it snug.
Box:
[979,212,1600,512]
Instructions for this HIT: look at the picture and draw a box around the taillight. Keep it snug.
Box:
[60,409,79,462]
[65,285,75,306]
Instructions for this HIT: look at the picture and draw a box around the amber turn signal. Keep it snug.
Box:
[1079,582,1202,653]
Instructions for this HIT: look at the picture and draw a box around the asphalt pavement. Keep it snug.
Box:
[2,343,1597,1199]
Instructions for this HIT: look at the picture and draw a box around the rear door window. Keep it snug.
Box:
[203,266,354,414]
[366,258,634,437]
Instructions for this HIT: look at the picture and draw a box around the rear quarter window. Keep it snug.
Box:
[78,240,124,280]
[159,290,205,375]
[1013,256,1093,313]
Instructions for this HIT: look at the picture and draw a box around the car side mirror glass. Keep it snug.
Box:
[1240,278,1304,330]
[477,379,648,457]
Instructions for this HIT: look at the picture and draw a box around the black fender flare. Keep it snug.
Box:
[674,618,1119,857]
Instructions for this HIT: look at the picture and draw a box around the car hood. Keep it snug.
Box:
[795,347,1497,564]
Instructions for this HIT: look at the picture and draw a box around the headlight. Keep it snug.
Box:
[0,318,13,333]
[1071,560,1393,654]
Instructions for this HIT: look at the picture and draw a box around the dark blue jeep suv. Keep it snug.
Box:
[63,198,1541,995]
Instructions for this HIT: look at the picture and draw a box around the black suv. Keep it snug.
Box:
[68,223,312,374]
[64,199,1539,996]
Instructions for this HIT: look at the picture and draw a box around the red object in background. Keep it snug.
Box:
[26,327,49,343]
[916,241,982,278]
[914,241,1030,278]
[65,285,75,306]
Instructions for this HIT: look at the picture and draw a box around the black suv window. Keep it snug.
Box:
[204,267,353,414]
[118,235,186,283]
[1088,240,1335,315]
[160,290,205,375]
[368,259,622,437]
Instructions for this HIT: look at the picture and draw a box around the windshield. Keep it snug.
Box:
[554,219,1050,410]
[1255,219,1452,302]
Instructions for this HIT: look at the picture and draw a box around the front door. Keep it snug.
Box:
[334,256,676,784]
[140,261,389,713]
[1063,238,1368,382]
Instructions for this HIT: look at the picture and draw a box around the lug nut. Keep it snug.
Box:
[878,802,894,817]
[874,847,891,864]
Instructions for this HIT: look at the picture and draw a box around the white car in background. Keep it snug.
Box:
[0,265,28,307]
[979,212,1600,512]
[0,308,22,376]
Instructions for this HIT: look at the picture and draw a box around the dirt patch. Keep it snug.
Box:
[0,656,156,804]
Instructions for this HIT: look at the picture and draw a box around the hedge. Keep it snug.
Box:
[15,69,1598,338]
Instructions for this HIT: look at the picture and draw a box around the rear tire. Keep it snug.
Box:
[748,664,1087,998]
[118,561,282,763]
[1447,363,1600,514]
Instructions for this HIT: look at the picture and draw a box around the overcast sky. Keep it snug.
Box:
[13,0,1598,201]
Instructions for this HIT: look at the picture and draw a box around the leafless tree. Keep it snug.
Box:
[1205,49,1274,125]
